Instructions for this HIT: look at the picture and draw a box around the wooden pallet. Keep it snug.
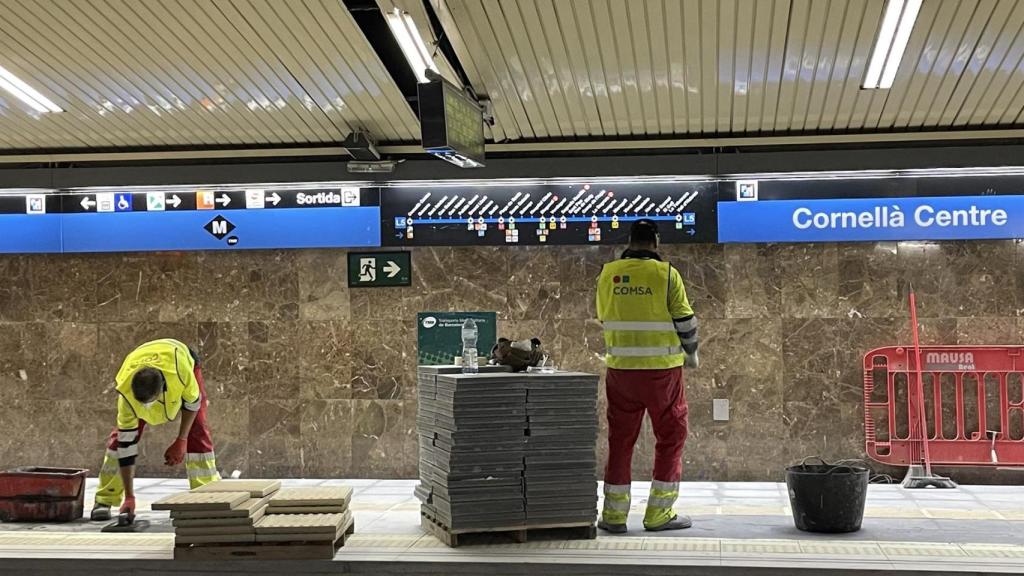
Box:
[173,520,355,560]
[420,511,596,548]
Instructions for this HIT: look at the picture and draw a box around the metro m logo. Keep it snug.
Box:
[204,215,236,240]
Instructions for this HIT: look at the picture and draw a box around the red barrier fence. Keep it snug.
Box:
[864,346,1024,467]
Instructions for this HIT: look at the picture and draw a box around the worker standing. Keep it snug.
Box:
[89,338,221,521]
[595,219,699,533]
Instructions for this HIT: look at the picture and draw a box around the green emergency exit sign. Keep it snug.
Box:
[347,251,412,287]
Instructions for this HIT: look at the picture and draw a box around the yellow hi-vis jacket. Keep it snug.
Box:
[114,339,201,430]
[596,253,695,370]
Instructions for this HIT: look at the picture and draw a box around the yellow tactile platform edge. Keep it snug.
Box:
[2,532,1024,562]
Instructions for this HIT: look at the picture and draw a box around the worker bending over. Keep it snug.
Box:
[596,219,699,533]
[90,338,221,521]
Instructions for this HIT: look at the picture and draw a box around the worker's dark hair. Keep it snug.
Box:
[131,368,164,404]
[629,219,660,246]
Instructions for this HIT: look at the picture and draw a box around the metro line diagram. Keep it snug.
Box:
[380,181,718,246]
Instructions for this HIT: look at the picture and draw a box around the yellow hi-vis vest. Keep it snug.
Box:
[597,258,687,370]
[114,339,201,429]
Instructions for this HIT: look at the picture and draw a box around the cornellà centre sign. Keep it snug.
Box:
[718,194,1024,243]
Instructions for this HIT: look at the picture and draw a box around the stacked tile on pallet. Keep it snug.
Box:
[416,366,599,533]
[255,486,354,543]
[524,372,599,526]
[156,481,278,544]
[159,480,355,556]
[416,367,527,531]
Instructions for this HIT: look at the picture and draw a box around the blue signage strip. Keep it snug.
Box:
[0,214,63,253]
[62,207,381,253]
[718,195,1024,243]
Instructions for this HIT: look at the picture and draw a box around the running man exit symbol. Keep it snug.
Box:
[359,258,376,282]
[347,251,411,287]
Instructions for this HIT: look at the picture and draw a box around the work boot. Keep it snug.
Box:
[89,504,111,522]
[597,519,628,534]
[645,514,692,532]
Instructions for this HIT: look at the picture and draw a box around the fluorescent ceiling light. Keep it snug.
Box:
[0,65,62,113]
[863,0,922,89]
[384,8,437,83]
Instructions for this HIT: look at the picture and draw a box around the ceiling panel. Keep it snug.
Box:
[432,0,1024,142]
[0,0,419,150]
[0,0,1021,154]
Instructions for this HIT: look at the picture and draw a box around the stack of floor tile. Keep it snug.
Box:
[254,513,351,545]
[416,366,600,537]
[416,369,528,531]
[156,479,281,545]
[264,486,353,515]
[524,372,599,526]
[255,485,354,545]
[160,481,356,559]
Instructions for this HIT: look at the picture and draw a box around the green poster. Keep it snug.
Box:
[417,311,497,365]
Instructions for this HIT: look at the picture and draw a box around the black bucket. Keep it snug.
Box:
[785,458,869,533]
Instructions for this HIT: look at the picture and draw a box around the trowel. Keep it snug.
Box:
[101,512,151,533]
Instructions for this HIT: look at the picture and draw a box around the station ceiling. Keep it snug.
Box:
[0,0,1022,161]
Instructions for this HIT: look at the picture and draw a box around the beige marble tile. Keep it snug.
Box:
[248,399,302,478]
[301,400,353,478]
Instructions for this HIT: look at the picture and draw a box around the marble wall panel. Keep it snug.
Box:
[351,399,414,478]
[42,398,114,472]
[777,244,841,318]
[350,319,415,400]
[196,322,249,399]
[205,396,251,478]
[0,323,28,404]
[95,253,200,323]
[27,254,99,322]
[6,238,1023,482]
[506,247,563,287]
[0,257,33,322]
[296,250,350,321]
[508,281,560,321]
[300,320,353,400]
[401,247,456,318]
[837,243,902,319]
[45,322,102,400]
[249,399,302,478]
[723,245,783,319]
[301,400,353,478]
[557,246,615,292]
[194,251,300,321]
[555,319,605,375]
[898,241,1016,318]
[246,321,302,400]
[659,243,728,319]
[955,317,1024,344]
[72,398,118,471]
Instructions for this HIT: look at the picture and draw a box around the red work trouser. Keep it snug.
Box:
[604,367,688,485]
[103,363,215,457]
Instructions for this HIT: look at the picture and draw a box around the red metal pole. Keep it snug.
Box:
[909,290,933,476]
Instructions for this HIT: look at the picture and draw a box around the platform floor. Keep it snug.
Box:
[1,478,1023,574]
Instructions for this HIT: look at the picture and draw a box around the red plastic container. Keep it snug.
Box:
[0,467,88,522]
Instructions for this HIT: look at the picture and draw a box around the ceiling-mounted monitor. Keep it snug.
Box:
[418,76,485,169]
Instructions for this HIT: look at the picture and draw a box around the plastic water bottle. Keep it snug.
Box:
[461,318,478,374]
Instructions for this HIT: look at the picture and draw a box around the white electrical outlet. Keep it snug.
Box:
[713,399,730,421]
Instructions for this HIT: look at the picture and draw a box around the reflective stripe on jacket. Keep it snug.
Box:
[597,256,693,369]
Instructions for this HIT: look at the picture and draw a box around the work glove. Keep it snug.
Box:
[684,350,700,370]
[119,496,136,516]
[164,437,187,466]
